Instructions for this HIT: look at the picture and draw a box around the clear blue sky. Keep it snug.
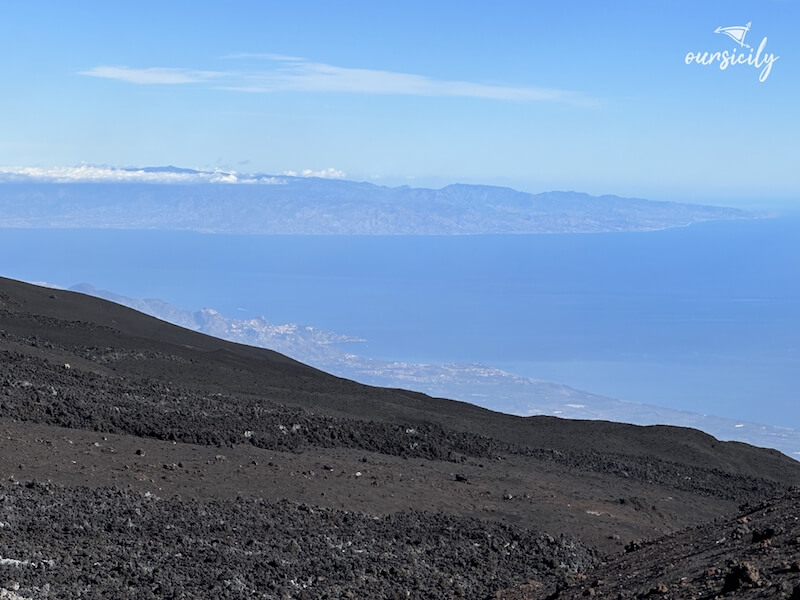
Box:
[1,1,798,206]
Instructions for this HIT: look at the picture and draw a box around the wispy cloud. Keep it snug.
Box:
[79,66,225,85]
[79,56,591,105]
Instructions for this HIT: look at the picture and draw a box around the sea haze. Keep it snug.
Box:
[2,216,798,428]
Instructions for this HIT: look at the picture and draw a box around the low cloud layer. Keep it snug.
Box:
[283,167,346,179]
[0,165,287,184]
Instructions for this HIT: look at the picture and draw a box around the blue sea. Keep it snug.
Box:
[2,217,798,428]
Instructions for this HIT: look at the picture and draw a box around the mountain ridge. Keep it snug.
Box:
[2,275,798,489]
[0,170,756,234]
[61,281,800,460]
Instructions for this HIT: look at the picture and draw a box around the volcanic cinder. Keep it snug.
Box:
[1,276,799,599]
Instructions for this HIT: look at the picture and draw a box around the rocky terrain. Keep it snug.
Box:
[1,276,799,599]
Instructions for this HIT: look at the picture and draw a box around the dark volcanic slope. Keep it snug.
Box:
[2,276,800,599]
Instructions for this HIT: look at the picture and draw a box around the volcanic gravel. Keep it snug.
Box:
[0,480,594,600]
[2,278,800,600]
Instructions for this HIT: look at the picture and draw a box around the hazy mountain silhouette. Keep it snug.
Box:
[0,173,755,234]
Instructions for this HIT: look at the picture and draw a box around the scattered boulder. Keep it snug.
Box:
[722,561,761,593]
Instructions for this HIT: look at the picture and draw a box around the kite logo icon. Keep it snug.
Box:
[685,21,779,82]
[714,22,751,48]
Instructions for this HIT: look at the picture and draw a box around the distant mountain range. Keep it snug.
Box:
[0,166,756,234]
[66,283,800,459]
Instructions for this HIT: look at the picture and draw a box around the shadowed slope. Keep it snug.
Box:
[1,276,796,478]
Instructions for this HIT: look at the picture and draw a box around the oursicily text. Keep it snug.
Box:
[685,37,779,82]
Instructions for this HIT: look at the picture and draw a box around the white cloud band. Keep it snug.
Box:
[79,56,589,105]
[0,165,277,184]
[282,168,346,179]
[0,165,346,184]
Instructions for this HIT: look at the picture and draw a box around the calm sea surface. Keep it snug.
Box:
[3,217,798,427]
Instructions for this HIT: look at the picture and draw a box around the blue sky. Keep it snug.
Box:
[1,1,798,206]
